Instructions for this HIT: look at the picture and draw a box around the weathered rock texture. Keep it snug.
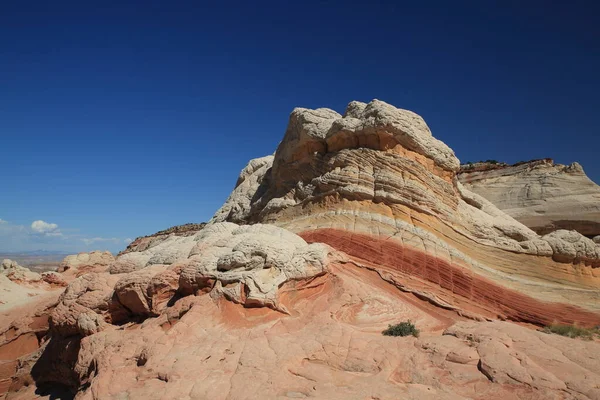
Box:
[47,222,332,342]
[7,262,600,400]
[0,254,107,398]
[58,251,115,275]
[119,222,206,256]
[0,263,75,398]
[213,100,600,325]
[1,259,41,283]
[0,260,61,314]
[459,159,600,237]
[3,100,600,400]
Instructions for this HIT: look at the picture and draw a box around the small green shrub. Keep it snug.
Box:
[543,324,600,339]
[382,320,420,337]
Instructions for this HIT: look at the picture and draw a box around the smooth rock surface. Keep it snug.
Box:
[459,159,600,236]
[58,251,115,275]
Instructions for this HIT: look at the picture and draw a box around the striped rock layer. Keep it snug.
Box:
[458,159,600,237]
[3,100,600,400]
[213,99,600,327]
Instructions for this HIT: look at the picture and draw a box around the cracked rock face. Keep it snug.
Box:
[179,223,330,311]
[48,223,332,342]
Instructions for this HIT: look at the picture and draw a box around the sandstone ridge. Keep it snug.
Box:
[2,100,600,400]
[459,158,600,237]
[213,100,600,320]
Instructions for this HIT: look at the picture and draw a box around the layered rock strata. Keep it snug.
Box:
[7,261,600,400]
[213,100,600,325]
[3,100,600,400]
[459,159,600,236]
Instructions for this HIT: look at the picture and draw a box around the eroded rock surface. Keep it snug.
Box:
[0,223,335,398]
[459,159,600,237]
[0,256,103,398]
[0,260,59,314]
[3,100,600,400]
[212,99,600,325]
[119,222,206,256]
[8,262,600,400]
[58,251,115,275]
[1,259,41,283]
[49,223,332,338]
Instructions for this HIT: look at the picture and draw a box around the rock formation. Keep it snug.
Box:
[119,223,206,256]
[58,251,115,275]
[0,260,65,314]
[1,259,41,283]
[0,253,108,398]
[2,100,600,400]
[459,159,600,237]
[213,100,600,325]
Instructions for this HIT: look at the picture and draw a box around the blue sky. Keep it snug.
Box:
[1,0,599,253]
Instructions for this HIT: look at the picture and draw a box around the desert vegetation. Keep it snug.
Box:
[382,320,420,337]
[543,324,600,339]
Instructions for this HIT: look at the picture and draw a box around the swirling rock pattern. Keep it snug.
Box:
[47,222,333,342]
[459,159,600,236]
[213,99,600,324]
[3,100,600,400]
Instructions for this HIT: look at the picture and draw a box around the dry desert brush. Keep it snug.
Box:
[543,324,600,339]
[382,320,420,337]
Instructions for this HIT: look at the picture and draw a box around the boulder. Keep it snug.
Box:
[1,259,41,282]
[58,251,115,274]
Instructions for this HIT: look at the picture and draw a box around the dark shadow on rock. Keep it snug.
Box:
[29,336,80,399]
[34,383,75,400]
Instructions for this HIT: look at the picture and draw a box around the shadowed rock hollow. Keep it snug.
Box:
[2,100,600,400]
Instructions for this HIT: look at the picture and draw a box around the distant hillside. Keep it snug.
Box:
[0,251,70,273]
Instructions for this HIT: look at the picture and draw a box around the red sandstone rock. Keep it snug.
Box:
[2,100,600,400]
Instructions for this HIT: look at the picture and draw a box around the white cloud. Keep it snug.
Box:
[124,238,133,244]
[31,220,61,236]
[0,220,64,252]
[0,219,128,253]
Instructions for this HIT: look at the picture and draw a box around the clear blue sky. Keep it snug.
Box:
[1,0,598,253]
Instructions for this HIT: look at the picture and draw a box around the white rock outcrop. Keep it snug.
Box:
[58,251,115,273]
[459,159,600,236]
[50,222,333,338]
[1,259,41,282]
[179,222,330,311]
[211,100,600,266]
